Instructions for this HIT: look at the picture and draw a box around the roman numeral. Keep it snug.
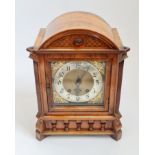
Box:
[84,65,90,71]
[76,96,80,101]
[59,72,64,78]
[60,88,64,94]
[57,80,61,85]
[67,94,70,99]
[66,66,70,71]
[96,80,100,85]
[76,63,81,68]
[93,72,97,77]
[86,94,89,98]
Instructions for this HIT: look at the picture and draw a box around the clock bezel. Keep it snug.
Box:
[44,52,113,114]
[53,61,104,104]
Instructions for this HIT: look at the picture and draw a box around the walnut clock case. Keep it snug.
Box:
[27,12,130,141]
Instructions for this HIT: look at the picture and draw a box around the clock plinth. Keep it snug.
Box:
[27,11,129,141]
[35,115,122,140]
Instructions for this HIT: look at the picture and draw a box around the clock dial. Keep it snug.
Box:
[54,61,103,103]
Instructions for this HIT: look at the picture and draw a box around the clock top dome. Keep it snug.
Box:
[34,11,123,49]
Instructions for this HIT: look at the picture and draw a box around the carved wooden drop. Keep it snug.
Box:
[27,11,130,141]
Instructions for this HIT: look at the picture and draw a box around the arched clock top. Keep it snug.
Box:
[32,12,124,50]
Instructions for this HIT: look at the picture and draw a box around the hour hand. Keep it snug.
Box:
[75,77,81,85]
[74,79,81,96]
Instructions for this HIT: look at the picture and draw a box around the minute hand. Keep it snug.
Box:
[79,66,90,80]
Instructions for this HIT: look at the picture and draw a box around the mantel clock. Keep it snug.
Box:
[27,12,130,140]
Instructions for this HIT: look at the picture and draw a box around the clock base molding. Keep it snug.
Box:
[36,115,122,141]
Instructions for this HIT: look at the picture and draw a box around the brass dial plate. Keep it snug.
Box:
[51,61,105,105]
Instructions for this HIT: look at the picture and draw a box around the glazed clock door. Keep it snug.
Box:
[45,60,111,112]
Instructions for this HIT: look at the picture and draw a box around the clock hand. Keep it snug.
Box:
[74,65,90,95]
[74,82,81,96]
[79,66,90,81]
[74,66,90,91]
[74,77,82,96]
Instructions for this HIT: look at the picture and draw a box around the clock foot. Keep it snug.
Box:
[36,119,46,140]
[111,130,122,141]
[36,131,46,141]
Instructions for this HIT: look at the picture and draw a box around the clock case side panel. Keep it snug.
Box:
[33,61,42,117]
[115,60,124,114]
[30,54,48,117]
[111,51,127,115]
[44,53,113,115]
[108,54,126,115]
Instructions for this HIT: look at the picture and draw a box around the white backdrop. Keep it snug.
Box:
[16,0,139,155]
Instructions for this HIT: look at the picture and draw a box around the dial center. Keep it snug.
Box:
[63,69,94,96]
